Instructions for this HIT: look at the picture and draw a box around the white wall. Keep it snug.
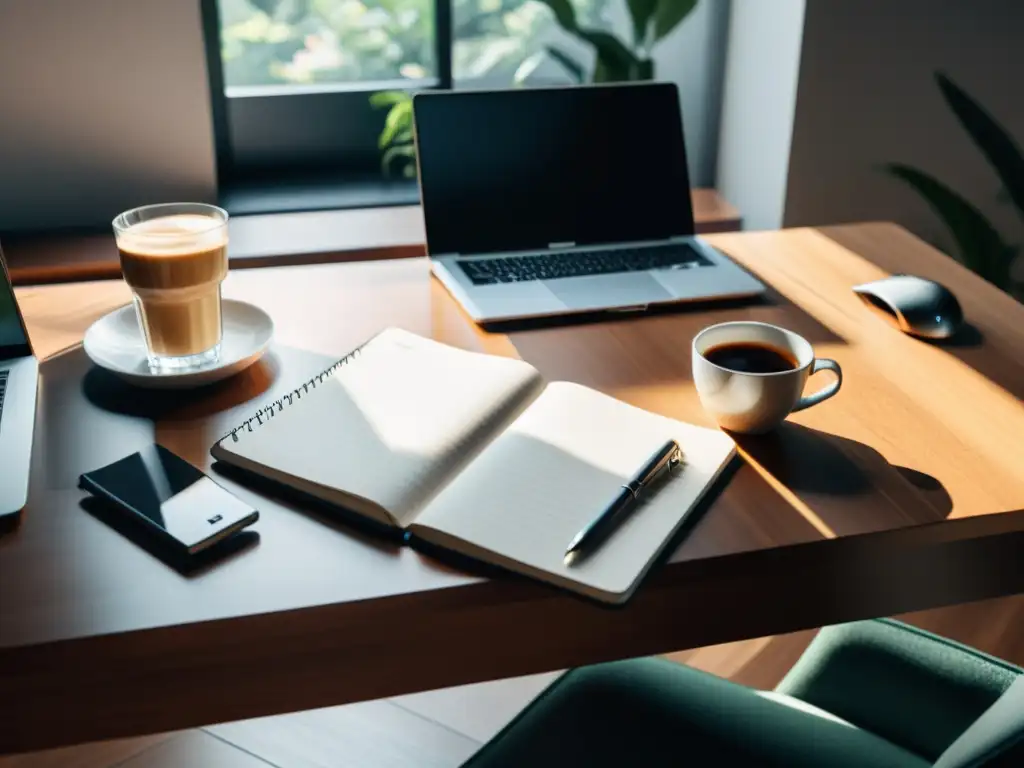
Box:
[714,0,806,231]
[0,0,728,232]
[0,0,217,232]
[783,0,1024,253]
[531,0,731,187]
[649,0,731,186]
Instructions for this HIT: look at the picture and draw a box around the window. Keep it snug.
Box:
[217,0,438,86]
[452,0,608,85]
[205,0,611,200]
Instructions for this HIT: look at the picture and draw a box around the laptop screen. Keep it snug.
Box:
[0,247,32,358]
[413,83,695,256]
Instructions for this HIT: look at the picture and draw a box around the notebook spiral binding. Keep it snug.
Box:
[220,347,362,444]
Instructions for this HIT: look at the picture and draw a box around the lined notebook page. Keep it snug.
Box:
[412,382,735,602]
[221,329,543,525]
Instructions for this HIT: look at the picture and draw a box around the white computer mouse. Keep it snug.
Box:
[852,275,964,339]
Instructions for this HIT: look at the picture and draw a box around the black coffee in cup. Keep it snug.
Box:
[703,342,799,374]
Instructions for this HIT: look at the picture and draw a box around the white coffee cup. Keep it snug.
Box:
[692,321,842,434]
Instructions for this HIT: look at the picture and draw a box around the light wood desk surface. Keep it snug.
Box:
[2,222,1023,754]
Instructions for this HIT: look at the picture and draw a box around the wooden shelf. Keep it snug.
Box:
[2,189,741,286]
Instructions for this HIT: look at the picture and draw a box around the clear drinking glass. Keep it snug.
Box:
[112,203,229,371]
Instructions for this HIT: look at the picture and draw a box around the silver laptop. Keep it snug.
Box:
[0,244,38,518]
[412,83,764,323]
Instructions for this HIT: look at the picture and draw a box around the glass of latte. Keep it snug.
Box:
[113,203,229,371]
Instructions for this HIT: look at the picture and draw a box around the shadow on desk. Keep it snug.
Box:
[735,423,953,538]
[484,284,843,343]
[81,351,282,421]
[931,321,984,349]
[210,460,405,557]
[481,293,777,334]
[495,288,846,393]
[29,344,337,491]
[0,513,21,538]
[923,319,1024,400]
[79,495,260,576]
[819,226,1024,403]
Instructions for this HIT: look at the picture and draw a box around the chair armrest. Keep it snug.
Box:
[934,677,1024,768]
[776,619,1021,761]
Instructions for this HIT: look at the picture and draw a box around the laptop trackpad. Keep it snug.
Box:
[544,273,672,310]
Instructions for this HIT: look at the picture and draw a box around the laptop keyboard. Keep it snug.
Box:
[457,243,712,285]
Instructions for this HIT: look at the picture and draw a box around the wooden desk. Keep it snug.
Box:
[2,223,1023,755]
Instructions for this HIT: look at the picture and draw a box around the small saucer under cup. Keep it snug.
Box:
[83,300,274,390]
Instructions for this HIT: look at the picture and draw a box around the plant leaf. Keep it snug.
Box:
[936,71,1024,226]
[282,0,310,23]
[249,0,283,17]
[381,143,417,175]
[534,0,578,32]
[626,0,657,47]
[513,51,546,85]
[378,100,413,149]
[591,55,632,82]
[544,45,585,83]
[592,57,613,83]
[652,0,698,42]
[369,90,410,109]
[886,163,1014,287]
[576,29,641,81]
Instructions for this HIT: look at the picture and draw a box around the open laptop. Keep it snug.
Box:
[412,82,765,323]
[0,243,38,518]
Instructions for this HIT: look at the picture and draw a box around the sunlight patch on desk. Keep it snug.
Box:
[734,450,838,540]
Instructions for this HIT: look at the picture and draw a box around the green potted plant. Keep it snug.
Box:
[520,0,697,83]
[370,90,417,178]
[886,72,1023,299]
[373,0,700,177]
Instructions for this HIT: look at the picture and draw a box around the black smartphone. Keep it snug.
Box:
[79,445,259,555]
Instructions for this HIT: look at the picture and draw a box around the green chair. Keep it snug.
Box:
[464,619,1023,767]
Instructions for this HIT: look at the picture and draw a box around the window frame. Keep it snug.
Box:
[201,0,453,184]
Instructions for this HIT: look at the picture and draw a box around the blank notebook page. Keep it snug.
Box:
[414,382,735,598]
[224,329,543,523]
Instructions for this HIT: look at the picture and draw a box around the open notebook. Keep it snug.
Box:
[212,328,735,604]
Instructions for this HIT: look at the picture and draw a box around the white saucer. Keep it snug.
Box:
[83,299,274,389]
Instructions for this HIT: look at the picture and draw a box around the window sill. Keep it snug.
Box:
[220,173,420,216]
[3,187,740,286]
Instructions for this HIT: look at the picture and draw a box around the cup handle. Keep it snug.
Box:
[793,358,842,412]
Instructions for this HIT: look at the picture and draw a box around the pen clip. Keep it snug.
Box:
[642,444,683,485]
[668,447,683,470]
[622,481,641,497]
